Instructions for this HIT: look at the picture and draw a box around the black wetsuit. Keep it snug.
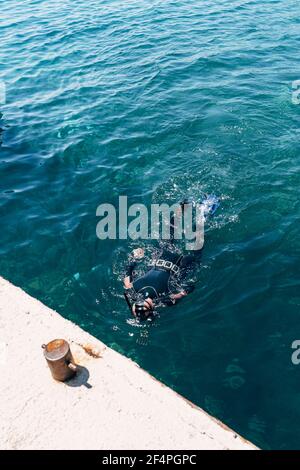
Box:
[126,247,201,306]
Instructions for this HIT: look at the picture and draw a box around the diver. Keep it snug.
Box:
[123,194,220,321]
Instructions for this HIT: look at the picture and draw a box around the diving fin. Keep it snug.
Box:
[201,194,220,218]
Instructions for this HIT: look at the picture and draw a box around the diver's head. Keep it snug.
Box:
[132,298,154,321]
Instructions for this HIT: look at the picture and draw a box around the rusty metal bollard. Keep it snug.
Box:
[42,339,77,381]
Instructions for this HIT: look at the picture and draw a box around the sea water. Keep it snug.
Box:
[1,0,300,449]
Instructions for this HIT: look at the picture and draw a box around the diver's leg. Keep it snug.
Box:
[180,248,203,270]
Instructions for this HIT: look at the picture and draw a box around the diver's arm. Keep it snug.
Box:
[123,260,136,289]
[123,248,145,289]
[167,285,195,304]
[124,276,133,289]
[161,292,185,306]
[170,291,187,301]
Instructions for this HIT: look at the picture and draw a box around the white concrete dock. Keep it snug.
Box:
[0,277,257,450]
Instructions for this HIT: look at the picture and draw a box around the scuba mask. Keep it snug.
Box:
[134,299,154,321]
[124,293,154,321]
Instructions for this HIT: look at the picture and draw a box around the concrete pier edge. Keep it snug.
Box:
[0,277,258,450]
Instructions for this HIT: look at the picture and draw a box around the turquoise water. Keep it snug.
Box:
[1,0,300,449]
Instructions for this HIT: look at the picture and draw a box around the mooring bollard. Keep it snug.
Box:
[42,339,77,381]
